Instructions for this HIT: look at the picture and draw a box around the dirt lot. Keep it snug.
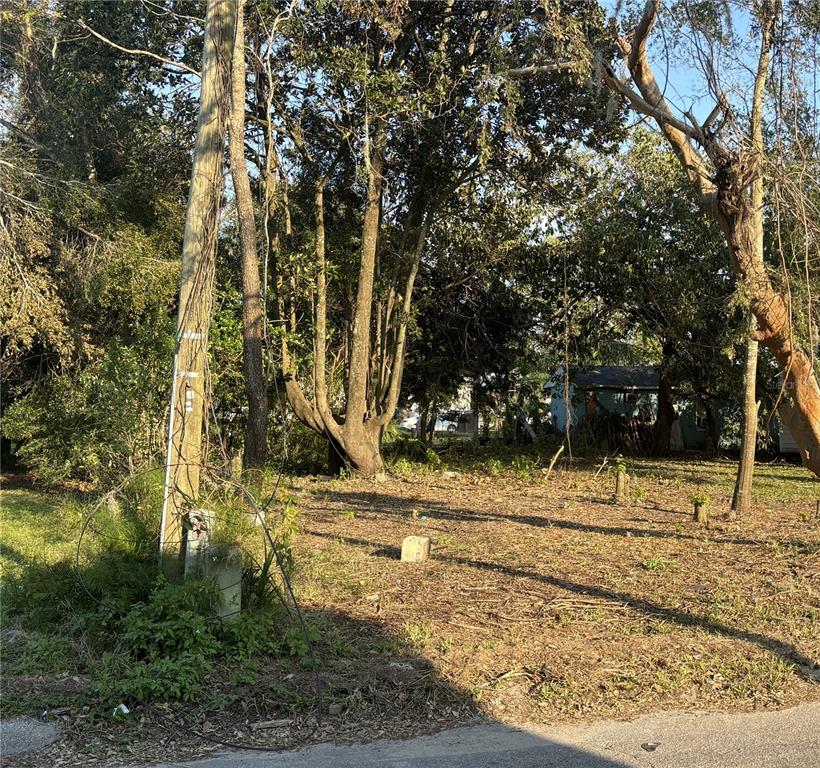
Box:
[291,458,820,726]
[4,457,820,766]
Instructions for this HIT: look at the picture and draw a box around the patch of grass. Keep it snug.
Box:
[535,677,582,712]
[0,490,84,578]
[404,620,433,649]
[652,653,794,703]
[641,555,679,573]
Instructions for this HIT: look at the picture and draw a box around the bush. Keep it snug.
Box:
[94,578,222,703]
[2,481,314,707]
[3,330,172,485]
[385,435,442,468]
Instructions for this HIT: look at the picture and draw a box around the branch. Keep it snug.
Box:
[601,66,700,141]
[77,19,200,77]
[602,0,718,203]
[702,94,728,132]
[0,119,50,155]
[507,61,581,78]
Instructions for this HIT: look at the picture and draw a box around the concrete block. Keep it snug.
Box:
[183,509,214,580]
[205,543,243,621]
[401,535,431,562]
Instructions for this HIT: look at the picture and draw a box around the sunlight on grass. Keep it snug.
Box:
[0,489,84,577]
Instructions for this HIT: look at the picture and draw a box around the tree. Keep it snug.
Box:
[569,133,746,455]
[254,0,615,476]
[160,0,237,556]
[402,184,554,438]
[227,0,268,473]
[600,0,820,479]
[1,0,198,483]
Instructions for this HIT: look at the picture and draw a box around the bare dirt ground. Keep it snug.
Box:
[5,457,820,767]
[292,458,820,725]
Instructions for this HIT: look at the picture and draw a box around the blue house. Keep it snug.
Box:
[547,365,712,452]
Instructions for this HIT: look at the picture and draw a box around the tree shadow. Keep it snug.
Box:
[305,528,819,684]
[144,605,635,768]
[319,489,795,549]
[0,542,30,568]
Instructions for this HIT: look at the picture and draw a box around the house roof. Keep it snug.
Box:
[572,365,660,391]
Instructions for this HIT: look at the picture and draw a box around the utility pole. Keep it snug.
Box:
[160,0,237,562]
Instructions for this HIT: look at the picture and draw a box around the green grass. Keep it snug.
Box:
[0,489,84,579]
[629,458,818,502]
[641,555,679,573]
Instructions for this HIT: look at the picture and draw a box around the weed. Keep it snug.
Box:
[6,634,76,675]
[404,620,432,648]
[283,623,321,664]
[536,676,577,706]
[512,455,538,481]
[328,627,359,658]
[641,555,679,573]
[438,636,453,654]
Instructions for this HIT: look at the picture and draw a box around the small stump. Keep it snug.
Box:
[401,535,431,562]
[614,469,630,505]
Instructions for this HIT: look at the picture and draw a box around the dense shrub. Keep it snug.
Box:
[3,330,172,485]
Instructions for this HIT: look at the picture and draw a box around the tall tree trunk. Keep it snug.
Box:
[160,0,237,557]
[341,424,384,477]
[602,0,820,479]
[345,129,386,428]
[731,311,759,517]
[731,11,769,514]
[419,402,431,444]
[228,0,268,473]
[653,342,675,455]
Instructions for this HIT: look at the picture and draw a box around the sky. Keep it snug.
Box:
[599,0,762,126]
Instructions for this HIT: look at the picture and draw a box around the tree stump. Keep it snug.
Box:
[615,469,629,504]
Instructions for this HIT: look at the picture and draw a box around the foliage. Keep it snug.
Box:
[402,185,556,420]
[385,435,442,467]
[3,329,173,484]
[511,454,539,480]
[568,133,747,396]
[0,0,193,482]
[93,578,222,703]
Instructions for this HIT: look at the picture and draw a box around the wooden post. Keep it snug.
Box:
[615,469,628,504]
[160,0,237,563]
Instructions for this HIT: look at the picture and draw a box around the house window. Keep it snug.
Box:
[695,401,707,431]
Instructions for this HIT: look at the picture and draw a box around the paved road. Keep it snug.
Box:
[0,717,58,756]
[133,703,820,768]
